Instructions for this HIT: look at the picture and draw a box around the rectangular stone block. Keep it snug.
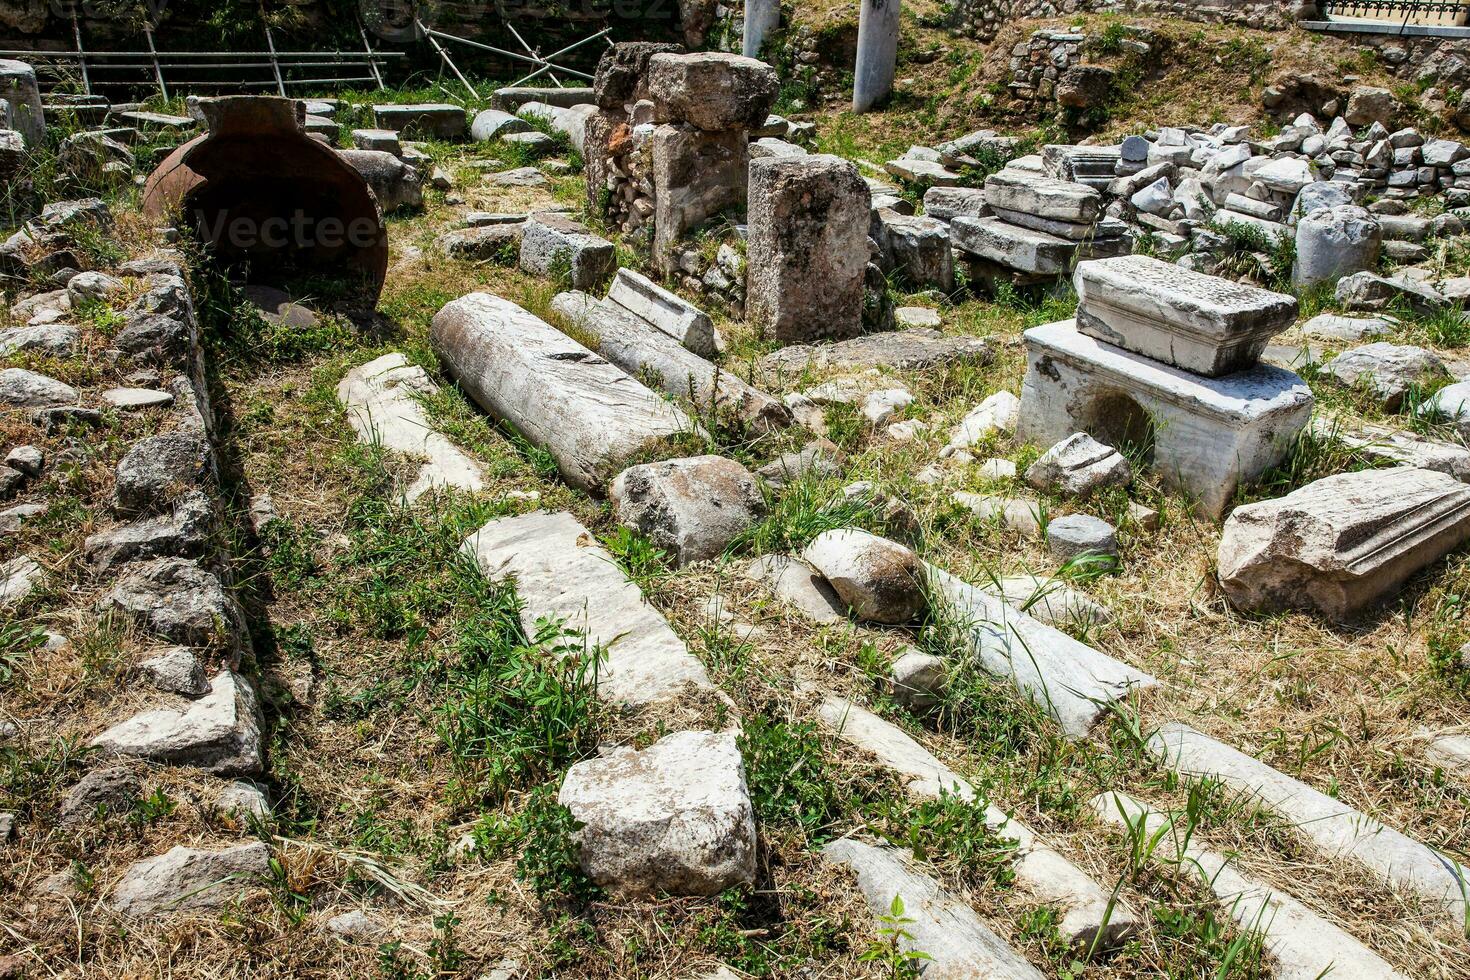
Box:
[463,511,714,707]
[871,209,953,291]
[519,213,615,291]
[951,216,1127,277]
[991,206,1127,242]
[651,124,748,275]
[606,267,720,357]
[922,185,988,222]
[984,168,1100,223]
[747,154,870,343]
[371,103,465,140]
[1074,254,1298,377]
[1017,321,1314,518]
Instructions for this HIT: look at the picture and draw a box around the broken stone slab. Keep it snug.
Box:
[1213,209,1291,244]
[519,213,615,291]
[0,555,42,607]
[818,696,1137,951]
[1074,254,1298,377]
[1313,418,1470,483]
[110,841,270,916]
[985,169,1101,224]
[433,293,697,495]
[802,529,925,624]
[922,185,989,221]
[1419,730,1470,779]
[747,155,870,344]
[60,765,141,824]
[1149,723,1470,924]
[337,353,486,502]
[647,52,778,132]
[951,216,1126,277]
[558,730,756,896]
[824,839,1045,979]
[1299,313,1393,342]
[754,441,842,489]
[759,329,989,375]
[0,367,77,407]
[1218,467,1470,622]
[139,646,210,697]
[98,557,249,656]
[339,149,424,212]
[1321,342,1449,411]
[885,153,961,187]
[1018,321,1314,519]
[928,566,1158,738]
[91,671,264,775]
[944,391,1021,455]
[606,268,720,357]
[991,207,1127,242]
[871,209,954,291]
[983,574,1111,630]
[610,455,765,566]
[954,494,1043,537]
[651,124,748,275]
[0,323,78,357]
[83,490,214,572]
[1091,791,1411,980]
[437,224,522,260]
[371,103,465,140]
[744,554,847,623]
[462,510,714,707]
[1337,271,1447,316]
[1025,432,1132,499]
[101,387,174,410]
[553,291,788,434]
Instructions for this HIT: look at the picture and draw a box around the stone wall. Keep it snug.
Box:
[947,0,1308,39]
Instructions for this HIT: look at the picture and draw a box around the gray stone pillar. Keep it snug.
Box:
[853,0,900,114]
[0,60,45,148]
[743,0,781,59]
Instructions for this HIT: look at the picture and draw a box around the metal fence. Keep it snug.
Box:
[1319,0,1470,27]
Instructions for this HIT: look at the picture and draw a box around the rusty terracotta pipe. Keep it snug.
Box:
[142,95,388,305]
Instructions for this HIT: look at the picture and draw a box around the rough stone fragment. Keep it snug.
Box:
[744,554,847,622]
[99,558,248,655]
[888,649,948,711]
[1025,432,1132,499]
[114,431,213,514]
[91,671,263,774]
[1299,313,1393,342]
[746,155,870,343]
[138,646,210,697]
[986,169,1100,223]
[611,455,764,566]
[646,52,778,131]
[60,766,140,824]
[0,368,77,407]
[802,529,925,624]
[338,149,423,212]
[338,353,485,501]
[437,223,522,259]
[945,391,1020,454]
[0,59,44,146]
[371,103,465,140]
[519,213,615,291]
[1074,254,1297,377]
[433,293,695,495]
[0,323,78,357]
[650,124,748,274]
[83,490,214,571]
[1294,205,1381,288]
[871,209,954,290]
[594,41,686,108]
[110,842,271,915]
[1322,342,1448,410]
[216,781,270,820]
[0,555,42,607]
[922,185,989,221]
[462,511,713,706]
[1336,271,1446,315]
[558,730,756,896]
[1218,467,1470,622]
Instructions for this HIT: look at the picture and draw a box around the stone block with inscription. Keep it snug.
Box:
[1074,255,1298,377]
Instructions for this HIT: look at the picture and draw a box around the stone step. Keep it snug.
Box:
[432,293,698,495]
[461,510,715,709]
[823,839,1046,980]
[927,566,1158,737]
[1090,791,1411,980]
[337,352,486,502]
[817,696,1138,952]
[1148,723,1470,923]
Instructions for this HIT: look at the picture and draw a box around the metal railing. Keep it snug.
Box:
[1319,0,1470,26]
